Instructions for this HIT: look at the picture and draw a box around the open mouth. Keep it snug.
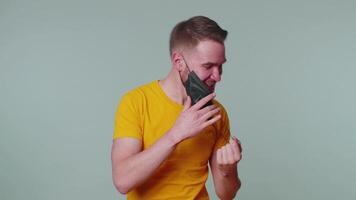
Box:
[204,80,216,91]
[207,84,215,91]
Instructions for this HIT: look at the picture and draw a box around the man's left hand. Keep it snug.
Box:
[216,136,242,175]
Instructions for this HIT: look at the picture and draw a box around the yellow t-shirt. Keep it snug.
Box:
[113,80,230,200]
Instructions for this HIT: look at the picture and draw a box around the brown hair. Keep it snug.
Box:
[169,16,228,56]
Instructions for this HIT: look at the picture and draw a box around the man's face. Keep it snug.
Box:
[182,40,226,92]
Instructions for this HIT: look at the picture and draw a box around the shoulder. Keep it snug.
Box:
[120,81,156,101]
[118,80,158,111]
[212,99,229,117]
[212,99,230,129]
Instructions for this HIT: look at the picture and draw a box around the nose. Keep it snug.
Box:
[210,66,222,82]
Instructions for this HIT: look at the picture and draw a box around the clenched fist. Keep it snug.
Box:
[217,136,242,175]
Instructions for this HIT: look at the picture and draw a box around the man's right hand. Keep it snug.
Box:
[169,93,221,143]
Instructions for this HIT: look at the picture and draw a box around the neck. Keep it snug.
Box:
[159,68,188,105]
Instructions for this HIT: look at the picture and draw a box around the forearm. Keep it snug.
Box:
[214,166,241,200]
[112,130,180,193]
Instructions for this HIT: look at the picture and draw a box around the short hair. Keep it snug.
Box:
[169,16,228,56]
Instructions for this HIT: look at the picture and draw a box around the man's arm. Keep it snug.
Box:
[111,93,221,194]
[111,131,178,194]
[209,137,242,200]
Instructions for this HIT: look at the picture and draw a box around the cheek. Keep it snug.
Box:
[203,74,215,83]
[196,70,211,81]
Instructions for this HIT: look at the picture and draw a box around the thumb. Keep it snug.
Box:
[232,136,242,153]
[183,96,191,111]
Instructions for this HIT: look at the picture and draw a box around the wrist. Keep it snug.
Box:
[166,128,182,146]
[219,164,237,177]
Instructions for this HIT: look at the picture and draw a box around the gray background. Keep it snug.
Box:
[1,0,355,199]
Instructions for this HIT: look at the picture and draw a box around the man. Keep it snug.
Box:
[111,16,242,200]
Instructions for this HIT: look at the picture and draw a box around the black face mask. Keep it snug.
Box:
[181,57,213,107]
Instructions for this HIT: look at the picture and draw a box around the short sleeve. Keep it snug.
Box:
[212,101,231,151]
[113,91,143,140]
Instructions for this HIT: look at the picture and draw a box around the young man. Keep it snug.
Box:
[111,16,242,200]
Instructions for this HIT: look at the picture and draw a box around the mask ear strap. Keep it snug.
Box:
[177,56,190,87]
[181,56,192,73]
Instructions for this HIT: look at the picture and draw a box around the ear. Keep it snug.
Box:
[171,51,183,72]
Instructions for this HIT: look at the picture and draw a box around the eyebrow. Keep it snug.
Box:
[202,59,227,66]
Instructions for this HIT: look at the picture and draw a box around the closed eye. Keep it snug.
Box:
[203,64,213,69]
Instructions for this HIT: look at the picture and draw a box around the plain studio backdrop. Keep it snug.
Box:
[1,0,355,199]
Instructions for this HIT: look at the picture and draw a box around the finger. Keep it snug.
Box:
[222,146,228,164]
[191,92,215,111]
[232,136,242,153]
[200,114,221,128]
[197,104,217,115]
[230,140,241,161]
[200,107,220,122]
[216,149,222,164]
[183,96,191,111]
[225,144,235,164]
